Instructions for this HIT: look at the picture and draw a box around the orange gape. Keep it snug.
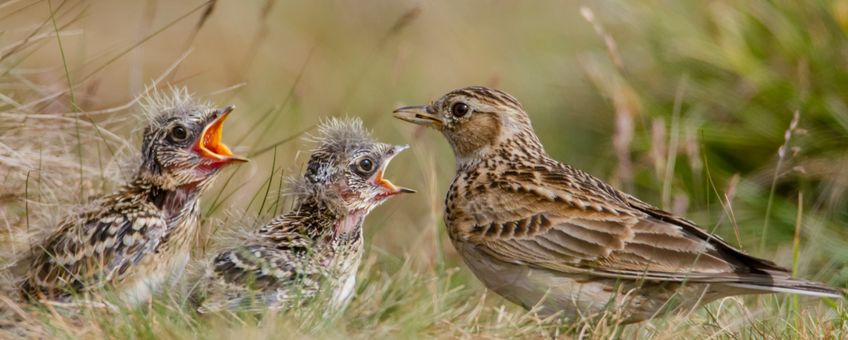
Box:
[195,106,245,162]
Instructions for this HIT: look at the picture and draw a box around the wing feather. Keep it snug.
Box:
[197,214,327,313]
[22,202,166,300]
[197,242,323,313]
[457,162,799,286]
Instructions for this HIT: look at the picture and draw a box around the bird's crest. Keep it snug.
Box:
[306,117,374,155]
[138,85,212,128]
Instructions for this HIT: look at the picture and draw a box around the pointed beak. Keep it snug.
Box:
[393,105,444,129]
[195,105,248,164]
[372,144,415,196]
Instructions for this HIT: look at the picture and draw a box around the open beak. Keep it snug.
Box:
[392,105,444,128]
[195,105,248,164]
[372,144,415,197]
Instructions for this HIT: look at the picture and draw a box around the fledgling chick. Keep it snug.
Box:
[394,86,841,323]
[19,88,246,307]
[196,118,413,313]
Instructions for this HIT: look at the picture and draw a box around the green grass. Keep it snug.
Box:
[2,0,848,338]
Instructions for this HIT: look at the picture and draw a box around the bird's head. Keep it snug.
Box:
[393,86,542,162]
[296,118,414,214]
[138,89,247,190]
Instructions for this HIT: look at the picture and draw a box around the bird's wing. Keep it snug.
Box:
[22,200,167,299]
[197,240,322,313]
[456,162,789,283]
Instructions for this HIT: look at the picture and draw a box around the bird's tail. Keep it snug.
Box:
[724,277,843,299]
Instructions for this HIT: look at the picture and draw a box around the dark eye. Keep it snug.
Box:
[451,102,470,117]
[170,125,188,142]
[354,157,375,175]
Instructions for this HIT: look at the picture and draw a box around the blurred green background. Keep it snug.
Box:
[2,0,848,318]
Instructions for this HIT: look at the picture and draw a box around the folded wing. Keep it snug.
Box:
[457,163,839,297]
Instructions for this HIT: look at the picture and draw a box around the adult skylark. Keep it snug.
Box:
[394,86,840,323]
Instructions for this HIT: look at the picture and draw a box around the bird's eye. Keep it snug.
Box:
[354,157,376,175]
[170,125,189,142]
[451,102,470,117]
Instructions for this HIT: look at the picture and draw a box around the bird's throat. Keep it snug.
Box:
[149,182,200,222]
[333,209,366,239]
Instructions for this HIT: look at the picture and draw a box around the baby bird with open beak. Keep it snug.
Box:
[19,88,246,306]
[196,118,413,313]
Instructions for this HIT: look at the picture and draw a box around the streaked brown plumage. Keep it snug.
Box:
[196,118,413,313]
[18,89,246,307]
[394,86,841,323]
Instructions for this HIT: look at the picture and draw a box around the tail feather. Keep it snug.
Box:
[725,277,843,299]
